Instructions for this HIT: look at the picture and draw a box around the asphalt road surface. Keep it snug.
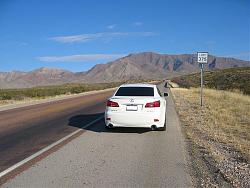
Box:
[1,84,192,187]
[0,90,114,173]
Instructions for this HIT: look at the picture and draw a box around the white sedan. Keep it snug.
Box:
[105,84,168,131]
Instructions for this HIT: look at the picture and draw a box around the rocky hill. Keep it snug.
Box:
[0,52,249,88]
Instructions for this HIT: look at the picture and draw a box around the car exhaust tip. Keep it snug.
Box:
[151,125,157,131]
[108,124,113,128]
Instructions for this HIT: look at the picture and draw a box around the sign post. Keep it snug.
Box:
[197,52,208,106]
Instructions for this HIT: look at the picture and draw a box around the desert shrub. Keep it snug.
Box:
[0,79,157,101]
[171,67,250,95]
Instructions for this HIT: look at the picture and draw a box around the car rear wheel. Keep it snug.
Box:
[158,124,166,131]
[106,124,113,129]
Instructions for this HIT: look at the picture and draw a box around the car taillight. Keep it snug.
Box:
[107,100,119,107]
[145,101,160,108]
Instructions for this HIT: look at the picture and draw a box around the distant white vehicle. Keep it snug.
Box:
[105,84,168,131]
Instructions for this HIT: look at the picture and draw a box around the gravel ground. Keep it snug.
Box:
[172,88,250,188]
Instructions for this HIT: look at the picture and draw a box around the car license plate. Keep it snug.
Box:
[126,105,138,111]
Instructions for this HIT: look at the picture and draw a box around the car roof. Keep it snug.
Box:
[119,83,156,88]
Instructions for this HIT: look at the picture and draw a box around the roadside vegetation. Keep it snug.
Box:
[0,82,122,101]
[170,67,250,187]
[0,79,159,104]
[172,88,250,187]
[171,67,250,95]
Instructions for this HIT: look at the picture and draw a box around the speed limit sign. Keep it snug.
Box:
[197,52,208,63]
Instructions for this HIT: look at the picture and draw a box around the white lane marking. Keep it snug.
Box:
[0,115,103,178]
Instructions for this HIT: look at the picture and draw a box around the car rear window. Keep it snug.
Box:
[115,87,154,96]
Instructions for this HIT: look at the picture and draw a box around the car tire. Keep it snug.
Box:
[158,124,166,131]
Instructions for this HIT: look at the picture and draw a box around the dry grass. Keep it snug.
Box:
[172,88,250,187]
[0,100,8,105]
[173,88,250,160]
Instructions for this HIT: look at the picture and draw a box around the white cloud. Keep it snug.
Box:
[107,24,116,29]
[49,32,157,43]
[133,22,143,26]
[37,54,126,62]
[50,33,103,43]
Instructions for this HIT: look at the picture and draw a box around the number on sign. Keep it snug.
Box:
[198,56,207,62]
[197,52,208,63]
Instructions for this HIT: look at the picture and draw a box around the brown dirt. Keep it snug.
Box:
[171,88,250,188]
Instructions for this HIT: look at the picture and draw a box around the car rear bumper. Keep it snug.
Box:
[105,111,165,128]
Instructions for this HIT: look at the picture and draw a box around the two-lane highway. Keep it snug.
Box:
[1,84,193,187]
[0,90,114,174]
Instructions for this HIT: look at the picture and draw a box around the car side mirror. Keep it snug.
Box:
[164,93,168,97]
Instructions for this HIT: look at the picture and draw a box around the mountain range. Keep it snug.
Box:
[1,52,249,88]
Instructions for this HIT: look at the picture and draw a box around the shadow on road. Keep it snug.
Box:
[68,113,150,134]
[68,113,103,128]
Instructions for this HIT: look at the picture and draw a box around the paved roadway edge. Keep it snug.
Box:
[0,115,104,179]
[168,88,195,186]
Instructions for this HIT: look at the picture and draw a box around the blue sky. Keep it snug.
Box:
[0,0,249,72]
